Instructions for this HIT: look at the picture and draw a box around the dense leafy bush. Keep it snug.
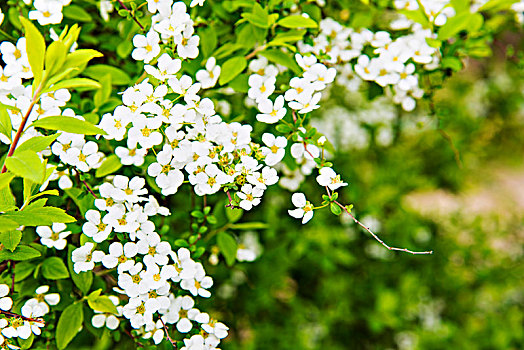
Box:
[0,0,522,349]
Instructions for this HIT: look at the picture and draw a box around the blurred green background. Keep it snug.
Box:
[204,35,524,350]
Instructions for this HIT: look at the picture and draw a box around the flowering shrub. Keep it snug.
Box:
[0,0,522,349]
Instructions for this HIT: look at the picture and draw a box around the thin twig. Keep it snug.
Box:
[224,190,241,209]
[334,200,433,255]
[160,318,177,348]
[10,261,15,294]
[438,128,463,169]
[0,310,45,324]
[115,0,145,31]
[245,45,266,60]
[82,179,98,198]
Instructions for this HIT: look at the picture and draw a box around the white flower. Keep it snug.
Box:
[236,231,262,262]
[112,175,147,203]
[316,167,348,191]
[147,150,185,196]
[136,232,172,266]
[116,146,147,166]
[118,262,149,298]
[190,0,205,7]
[24,285,60,316]
[36,223,71,250]
[261,133,287,166]
[196,57,220,89]
[237,184,263,211]
[132,31,161,63]
[248,75,275,102]
[145,53,181,81]
[72,242,104,273]
[143,320,165,344]
[175,25,200,59]
[288,193,314,224]
[180,263,213,298]
[83,210,112,243]
[0,284,12,311]
[161,295,197,333]
[1,318,31,339]
[29,0,64,26]
[202,319,229,339]
[256,96,286,124]
[288,91,322,114]
[102,242,138,273]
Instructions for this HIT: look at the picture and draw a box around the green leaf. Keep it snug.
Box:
[18,332,34,349]
[20,17,45,92]
[83,64,132,85]
[0,244,41,261]
[219,56,247,85]
[44,78,102,93]
[0,105,12,141]
[63,5,93,22]
[259,49,301,74]
[2,205,75,226]
[0,173,15,191]
[93,74,112,108]
[212,43,245,60]
[241,3,270,28]
[4,150,44,183]
[62,49,103,73]
[199,26,217,58]
[56,302,84,350]
[14,262,36,282]
[45,40,68,77]
[225,207,243,223]
[15,133,60,154]
[229,222,268,230]
[438,12,483,40]
[478,0,518,11]
[95,155,122,178]
[87,295,118,314]
[42,257,70,279]
[68,244,92,295]
[0,230,21,251]
[330,202,342,216]
[217,232,238,266]
[32,116,106,135]
[277,15,318,29]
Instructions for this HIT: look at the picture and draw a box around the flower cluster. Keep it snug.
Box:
[0,284,46,345]
[68,173,228,347]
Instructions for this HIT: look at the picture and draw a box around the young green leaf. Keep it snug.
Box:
[219,56,247,85]
[0,230,22,251]
[277,15,318,29]
[4,150,45,183]
[44,78,102,93]
[42,257,70,279]
[20,17,46,91]
[0,105,12,141]
[87,295,118,314]
[2,205,75,226]
[0,244,41,261]
[32,116,106,135]
[15,133,60,154]
[45,40,68,77]
[83,64,132,85]
[95,155,122,177]
[56,302,84,350]
[0,173,15,191]
[62,49,103,73]
[217,232,238,266]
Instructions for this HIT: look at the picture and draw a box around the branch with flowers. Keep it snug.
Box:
[0,0,520,349]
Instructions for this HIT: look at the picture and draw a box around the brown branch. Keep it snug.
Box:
[245,45,266,60]
[160,318,177,348]
[10,261,15,294]
[224,190,241,209]
[333,200,433,255]
[82,179,98,198]
[0,310,45,324]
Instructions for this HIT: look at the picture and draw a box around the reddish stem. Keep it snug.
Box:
[1,100,37,173]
